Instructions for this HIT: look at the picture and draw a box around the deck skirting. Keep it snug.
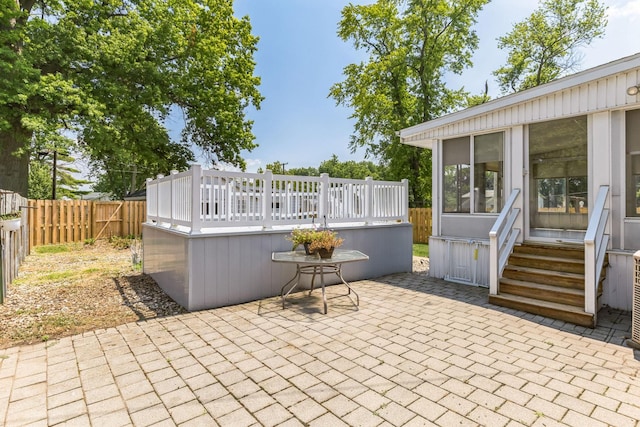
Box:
[143,223,413,311]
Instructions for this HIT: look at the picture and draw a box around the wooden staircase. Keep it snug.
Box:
[488,242,606,328]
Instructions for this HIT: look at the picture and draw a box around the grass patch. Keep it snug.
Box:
[413,243,429,258]
[42,271,76,281]
[34,244,75,254]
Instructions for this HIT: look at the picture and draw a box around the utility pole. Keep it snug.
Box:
[52,150,57,200]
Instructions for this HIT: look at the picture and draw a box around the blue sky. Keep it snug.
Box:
[221,0,640,173]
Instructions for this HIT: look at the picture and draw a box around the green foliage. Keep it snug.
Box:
[0,0,262,197]
[260,155,388,181]
[109,236,134,250]
[286,228,344,252]
[318,154,385,180]
[493,0,607,93]
[28,151,91,199]
[330,0,489,206]
[412,244,429,258]
[34,244,72,254]
[28,161,53,200]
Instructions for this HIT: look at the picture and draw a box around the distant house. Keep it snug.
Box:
[399,53,640,326]
[124,189,146,201]
[81,192,112,201]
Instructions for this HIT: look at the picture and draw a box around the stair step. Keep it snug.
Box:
[488,293,594,328]
[514,243,584,259]
[508,253,584,274]
[499,278,584,307]
[502,265,584,289]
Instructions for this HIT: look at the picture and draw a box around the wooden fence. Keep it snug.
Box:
[28,200,146,250]
[1,190,29,303]
[409,208,432,244]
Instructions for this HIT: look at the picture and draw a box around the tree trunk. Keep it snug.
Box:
[0,121,30,197]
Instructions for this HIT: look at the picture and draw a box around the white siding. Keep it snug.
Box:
[403,69,640,144]
[603,252,635,311]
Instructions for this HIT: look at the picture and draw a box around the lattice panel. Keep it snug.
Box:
[633,253,640,344]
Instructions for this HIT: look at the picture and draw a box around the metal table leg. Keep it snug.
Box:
[280,265,302,309]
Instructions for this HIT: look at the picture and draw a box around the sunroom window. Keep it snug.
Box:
[443,137,470,213]
[626,109,640,217]
[474,132,504,213]
[442,132,504,214]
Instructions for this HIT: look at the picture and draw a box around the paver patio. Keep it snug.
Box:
[1,273,639,426]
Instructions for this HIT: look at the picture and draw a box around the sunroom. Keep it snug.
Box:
[399,52,640,327]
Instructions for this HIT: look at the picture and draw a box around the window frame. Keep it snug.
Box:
[441,130,506,215]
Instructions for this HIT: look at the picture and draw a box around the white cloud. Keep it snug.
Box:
[608,0,640,21]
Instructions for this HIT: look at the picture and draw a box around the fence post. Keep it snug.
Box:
[319,173,329,224]
[364,177,374,225]
[190,166,202,234]
[402,179,409,222]
[262,170,273,229]
[146,178,153,224]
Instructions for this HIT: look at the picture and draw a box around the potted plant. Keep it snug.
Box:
[287,228,317,254]
[307,229,344,259]
[0,211,22,232]
[287,228,344,258]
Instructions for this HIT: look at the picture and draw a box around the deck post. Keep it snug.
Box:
[190,166,202,234]
[365,177,373,225]
[319,173,329,224]
[262,170,273,229]
[401,179,409,222]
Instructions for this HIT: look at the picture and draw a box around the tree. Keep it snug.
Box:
[330,0,489,206]
[28,151,91,200]
[0,0,262,197]
[493,0,607,93]
[318,154,385,180]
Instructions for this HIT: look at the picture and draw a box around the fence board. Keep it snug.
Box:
[1,190,28,302]
[28,200,146,250]
[409,208,432,244]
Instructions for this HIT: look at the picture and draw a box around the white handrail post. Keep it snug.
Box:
[190,165,202,234]
[263,170,273,229]
[583,185,609,319]
[401,179,409,222]
[489,230,498,296]
[365,177,374,225]
[319,173,329,225]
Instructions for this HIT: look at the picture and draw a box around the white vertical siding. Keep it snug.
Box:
[603,252,635,311]
[405,68,640,143]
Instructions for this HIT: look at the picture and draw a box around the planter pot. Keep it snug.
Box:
[317,247,335,259]
[0,218,21,232]
[303,242,315,255]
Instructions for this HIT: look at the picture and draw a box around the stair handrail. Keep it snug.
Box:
[584,185,610,319]
[489,188,521,296]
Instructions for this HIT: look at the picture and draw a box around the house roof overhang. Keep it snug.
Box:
[399,52,640,148]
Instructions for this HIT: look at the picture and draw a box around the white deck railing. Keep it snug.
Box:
[584,185,610,318]
[489,188,522,295]
[146,165,409,232]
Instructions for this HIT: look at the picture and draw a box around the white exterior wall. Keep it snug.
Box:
[143,223,413,311]
[603,252,636,311]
